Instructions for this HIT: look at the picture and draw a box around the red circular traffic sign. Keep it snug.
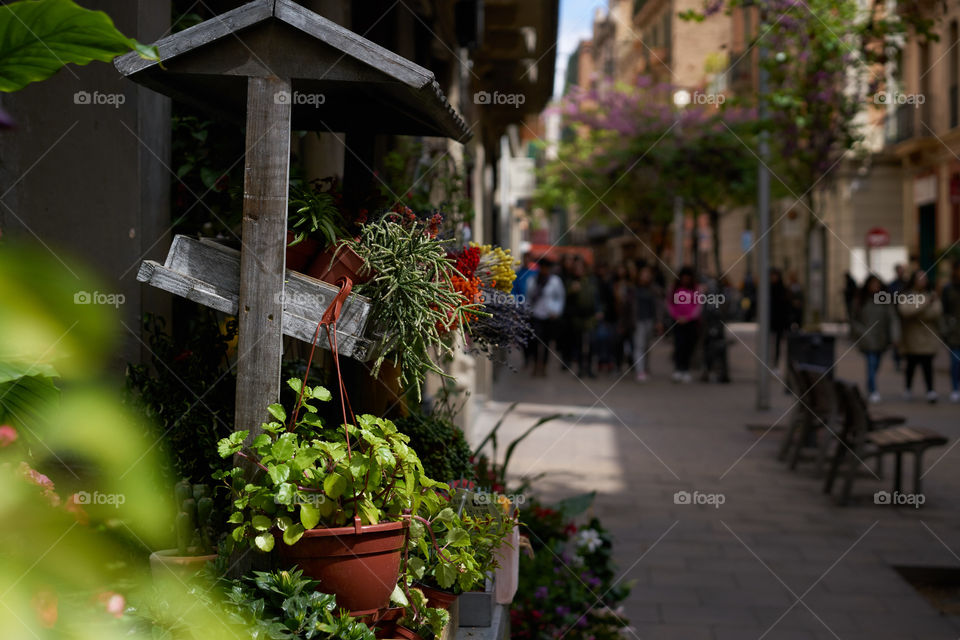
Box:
[866,227,890,248]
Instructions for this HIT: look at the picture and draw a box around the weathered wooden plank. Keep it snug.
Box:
[274,0,433,87]
[136,247,375,359]
[235,75,291,441]
[113,0,471,141]
[114,0,273,76]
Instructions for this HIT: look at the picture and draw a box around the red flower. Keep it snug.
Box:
[0,424,17,447]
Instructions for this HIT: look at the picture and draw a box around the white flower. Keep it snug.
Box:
[575,528,602,553]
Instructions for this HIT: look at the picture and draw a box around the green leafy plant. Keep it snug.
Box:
[398,588,450,639]
[288,182,348,248]
[126,311,237,485]
[173,480,215,556]
[0,0,160,92]
[348,215,476,398]
[129,568,375,640]
[222,569,376,640]
[393,411,474,483]
[407,501,513,595]
[0,360,59,433]
[215,378,445,552]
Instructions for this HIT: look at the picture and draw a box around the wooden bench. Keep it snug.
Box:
[779,364,836,471]
[823,380,947,505]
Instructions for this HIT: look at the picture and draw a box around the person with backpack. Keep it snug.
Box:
[898,269,943,403]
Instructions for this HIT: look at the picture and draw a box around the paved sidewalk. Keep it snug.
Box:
[474,325,960,640]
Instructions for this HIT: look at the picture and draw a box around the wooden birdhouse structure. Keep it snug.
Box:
[116,0,470,440]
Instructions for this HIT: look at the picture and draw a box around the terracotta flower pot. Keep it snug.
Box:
[286,231,321,272]
[149,549,217,583]
[416,583,458,611]
[306,242,369,286]
[278,519,408,614]
[392,625,425,640]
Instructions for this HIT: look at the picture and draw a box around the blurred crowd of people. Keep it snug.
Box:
[513,254,743,384]
[847,261,960,404]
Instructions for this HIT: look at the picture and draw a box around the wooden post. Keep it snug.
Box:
[234,75,292,447]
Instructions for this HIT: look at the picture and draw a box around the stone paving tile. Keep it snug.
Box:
[476,326,960,637]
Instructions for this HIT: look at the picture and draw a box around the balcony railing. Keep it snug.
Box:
[887,103,915,144]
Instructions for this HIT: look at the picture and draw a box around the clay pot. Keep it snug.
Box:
[278,519,408,614]
[306,242,369,286]
[286,231,321,272]
[148,549,217,583]
[416,583,458,611]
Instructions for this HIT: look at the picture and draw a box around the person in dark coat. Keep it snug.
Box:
[770,268,791,366]
[851,275,898,403]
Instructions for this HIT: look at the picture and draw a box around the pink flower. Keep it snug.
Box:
[0,424,17,447]
[19,462,60,506]
[96,591,126,618]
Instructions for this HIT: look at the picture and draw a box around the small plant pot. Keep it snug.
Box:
[148,549,216,583]
[415,583,458,611]
[278,519,408,614]
[286,231,321,272]
[392,625,425,640]
[306,242,369,286]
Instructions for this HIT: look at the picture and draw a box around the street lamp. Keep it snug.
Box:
[672,89,691,272]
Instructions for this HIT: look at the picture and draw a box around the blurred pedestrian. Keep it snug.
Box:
[786,270,804,330]
[593,262,617,373]
[843,271,857,321]
[770,269,791,366]
[851,275,898,403]
[611,263,635,374]
[742,272,756,322]
[525,260,565,378]
[566,257,600,378]
[514,253,538,368]
[632,266,663,382]
[701,276,731,383]
[557,254,577,368]
[888,264,909,371]
[898,269,942,403]
[666,267,702,383]
[940,259,960,403]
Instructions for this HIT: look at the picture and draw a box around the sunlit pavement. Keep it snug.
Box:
[476,324,960,639]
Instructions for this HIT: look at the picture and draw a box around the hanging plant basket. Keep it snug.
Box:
[277,517,409,614]
[307,242,369,286]
[286,230,321,272]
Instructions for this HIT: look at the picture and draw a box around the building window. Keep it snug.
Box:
[950,21,958,128]
[919,41,931,129]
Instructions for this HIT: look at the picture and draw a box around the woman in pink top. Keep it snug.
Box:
[666,267,703,383]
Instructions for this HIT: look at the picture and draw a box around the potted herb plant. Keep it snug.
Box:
[286,182,349,274]
[215,378,446,614]
[149,480,218,582]
[405,492,515,613]
[346,211,477,399]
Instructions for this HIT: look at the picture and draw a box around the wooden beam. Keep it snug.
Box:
[234,75,292,445]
